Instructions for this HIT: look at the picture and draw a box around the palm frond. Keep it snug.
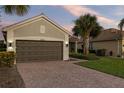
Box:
[72,13,103,38]
[1,5,30,16]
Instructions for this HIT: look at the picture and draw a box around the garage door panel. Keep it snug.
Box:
[16,46,61,50]
[16,40,63,62]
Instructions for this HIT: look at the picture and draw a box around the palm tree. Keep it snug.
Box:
[72,14,103,55]
[0,5,30,45]
[1,5,30,16]
[118,18,124,58]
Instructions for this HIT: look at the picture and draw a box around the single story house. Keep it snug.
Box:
[91,28,124,56]
[2,14,71,63]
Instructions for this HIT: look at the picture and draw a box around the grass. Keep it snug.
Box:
[75,57,124,78]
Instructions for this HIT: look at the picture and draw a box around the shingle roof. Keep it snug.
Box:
[69,36,79,42]
[92,28,124,42]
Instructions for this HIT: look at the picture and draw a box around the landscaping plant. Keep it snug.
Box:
[69,52,99,60]
[0,52,15,67]
[72,14,103,56]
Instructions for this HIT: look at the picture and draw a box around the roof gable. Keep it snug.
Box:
[92,28,124,42]
[3,14,71,35]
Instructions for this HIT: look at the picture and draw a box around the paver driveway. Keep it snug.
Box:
[17,61,124,88]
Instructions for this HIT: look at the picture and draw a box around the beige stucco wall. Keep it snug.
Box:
[92,41,119,56]
[122,39,124,53]
[6,18,69,60]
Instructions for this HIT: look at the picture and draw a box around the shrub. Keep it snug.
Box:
[96,49,106,56]
[0,43,6,52]
[69,52,99,60]
[89,50,96,54]
[77,49,83,53]
[77,49,96,54]
[0,48,6,51]
[117,55,121,57]
[0,52,15,67]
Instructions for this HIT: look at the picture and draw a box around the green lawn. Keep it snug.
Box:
[75,57,124,78]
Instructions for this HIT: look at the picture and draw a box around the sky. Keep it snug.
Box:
[1,5,124,39]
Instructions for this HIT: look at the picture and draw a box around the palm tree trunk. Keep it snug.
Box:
[119,29,123,58]
[83,35,89,56]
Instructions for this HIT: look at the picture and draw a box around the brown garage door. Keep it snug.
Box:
[16,40,63,62]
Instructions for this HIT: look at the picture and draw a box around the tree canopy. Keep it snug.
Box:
[1,5,30,16]
[72,14,103,55]
[72,14,103,38]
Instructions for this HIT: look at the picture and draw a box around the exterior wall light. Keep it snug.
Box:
[65,41,68,47]
[8,41,13,51]
[8,41,13,47]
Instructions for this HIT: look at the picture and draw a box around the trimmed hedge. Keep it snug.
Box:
[89,50,96,54]
[0,52,15,67]
[77,49,96,54]
[69,52,100,60]
[77,49,83,53]
[0,48,6,52]
[0,43,6,52]
[96,49,106,56]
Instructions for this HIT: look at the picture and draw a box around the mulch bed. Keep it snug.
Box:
[0,66,25,88]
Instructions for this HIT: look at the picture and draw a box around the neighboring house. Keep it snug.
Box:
[2,14,70,63]
[91,28,124,56]
[69,36,78,53]
[69,36,83,53]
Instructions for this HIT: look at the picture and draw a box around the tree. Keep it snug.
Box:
[118,18,124,58]
[72,14,103,55]
[1,5,30,16]
[0,5,30,45]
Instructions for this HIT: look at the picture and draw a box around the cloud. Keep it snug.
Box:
[0,21,14,40]
[97,16,114,24]
[62,5,98,16]
[0,20,14,29]
[114,6,124,16]
[116,12,124,16]
[61,5,115,25]
[63,24,74,31]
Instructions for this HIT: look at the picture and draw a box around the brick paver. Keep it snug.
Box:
[17,61,124,88]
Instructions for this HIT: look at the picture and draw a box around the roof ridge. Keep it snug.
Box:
[104,28,119,31]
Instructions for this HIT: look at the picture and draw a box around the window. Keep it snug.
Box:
[40,25,45,33]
